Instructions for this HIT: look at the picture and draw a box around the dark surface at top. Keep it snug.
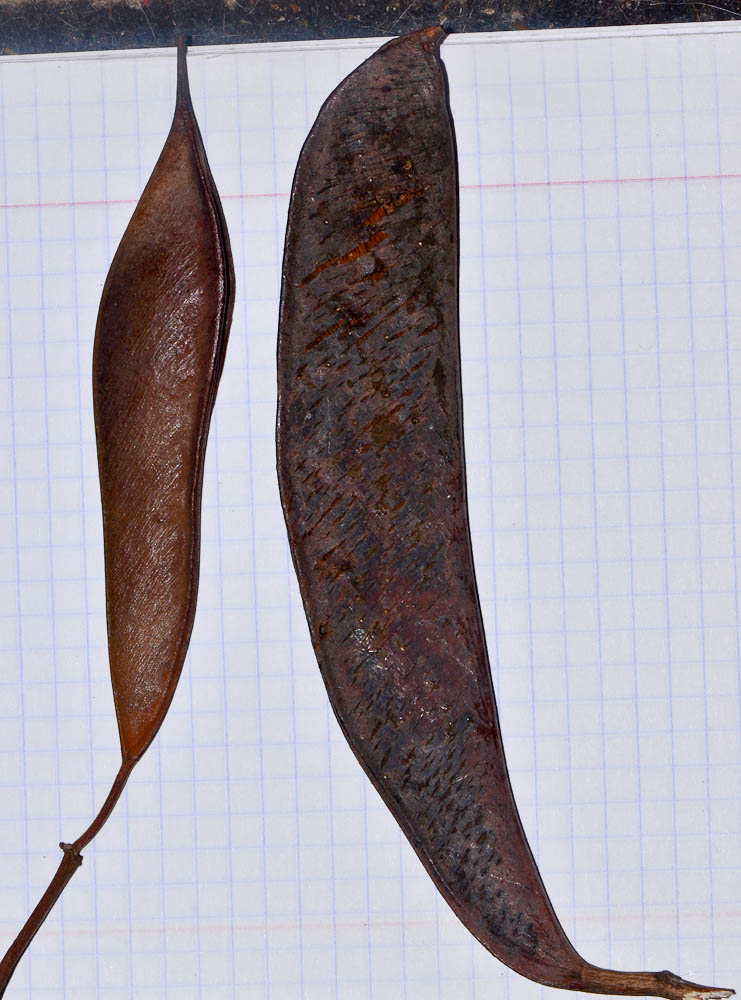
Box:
[1,0,740,56]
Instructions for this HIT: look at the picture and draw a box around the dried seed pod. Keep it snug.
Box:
[94,44,234,765]
[0,39,234,995]
[276,27,732,1000]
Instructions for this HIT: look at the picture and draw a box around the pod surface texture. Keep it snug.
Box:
[277,23,568,981]
[0,43,235,998]
[94,53,234,763]
[276,27,732,1000]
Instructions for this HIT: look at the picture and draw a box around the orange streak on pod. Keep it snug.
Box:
[276,26,733,1000]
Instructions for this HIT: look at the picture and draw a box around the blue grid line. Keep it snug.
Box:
[541,38,579,943]
[34,58,68,994]
[712,30,741,846]
[678,34,717,979]
[642,37,683,971]
[201,54,238,998]
[236,54,272,1000]
[576,37,614,964]
[1,54,33,1000]
[504,49,544,1000]
[608,33,648,968]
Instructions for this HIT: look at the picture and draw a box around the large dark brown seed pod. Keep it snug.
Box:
[276,26,732,1000]
[0,39,233,995]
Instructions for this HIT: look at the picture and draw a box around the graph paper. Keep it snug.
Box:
[1,20,740,999]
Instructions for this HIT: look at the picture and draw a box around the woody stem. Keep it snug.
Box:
[0,759,134,997]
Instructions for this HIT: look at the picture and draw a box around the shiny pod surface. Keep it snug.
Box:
[94,44,234,763]
[276,27,731,1000]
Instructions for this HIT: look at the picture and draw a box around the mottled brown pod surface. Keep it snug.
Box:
[276,27,732,1000]
[0,40,233,996]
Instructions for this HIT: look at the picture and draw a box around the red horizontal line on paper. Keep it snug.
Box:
[1,170,740,212]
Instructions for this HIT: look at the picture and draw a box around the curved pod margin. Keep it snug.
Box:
[0,39,234,996]
[276,26,732,1000]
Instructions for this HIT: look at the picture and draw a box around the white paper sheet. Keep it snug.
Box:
[1,22,740,999]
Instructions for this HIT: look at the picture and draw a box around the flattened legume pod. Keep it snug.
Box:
[276,26,732,1000]
[0,39,234,995]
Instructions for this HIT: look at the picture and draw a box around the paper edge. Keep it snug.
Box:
[1,18,741,65]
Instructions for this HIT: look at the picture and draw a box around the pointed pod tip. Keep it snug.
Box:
[685,992,734,1000]
[175,34,192,113]
[676,979,735,1000]
[380,24,448,59]
[582,967,735,1000]
[406,24,448,54]
[419,23,448,48]
[176,34,187,76]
